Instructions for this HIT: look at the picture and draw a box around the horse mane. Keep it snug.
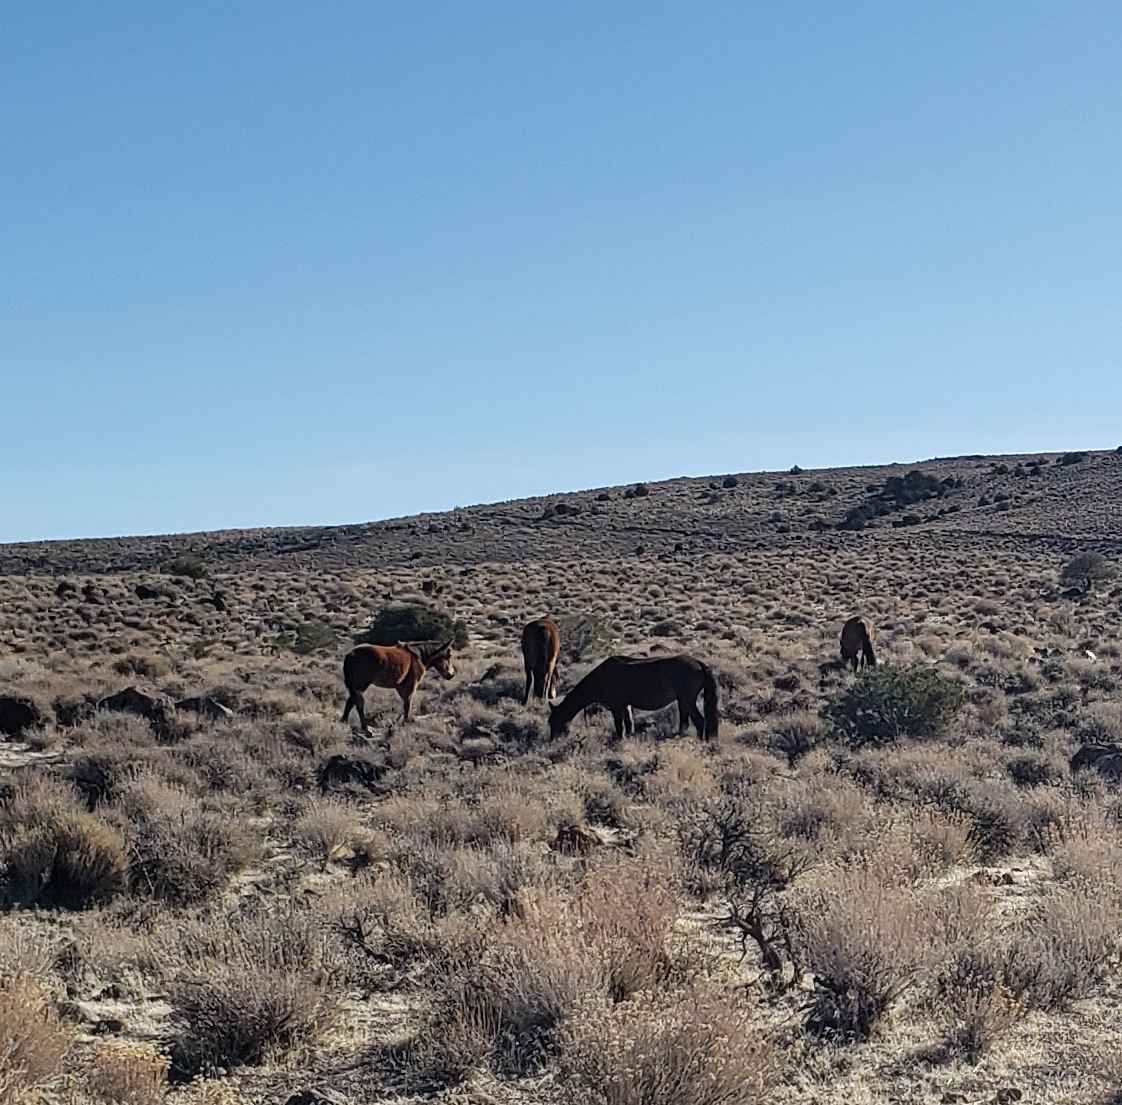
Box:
[398,638,451,662]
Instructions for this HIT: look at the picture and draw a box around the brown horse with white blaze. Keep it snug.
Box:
[341,639,455,731]
[549,654,718,743]
[840,617,877,673]
[521,617,560,704]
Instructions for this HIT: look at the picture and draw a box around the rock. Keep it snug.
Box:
[1084,649,1097,662]
[175,696,234,721]
[96,687,176,737]
[55,580,77,598]
[53,696,96,728]
[317,754,385,793]
[135,583,163,600]
[995,1090,1022,1104]
[1071,743,1122,781]
[550,822,603,855]
[0,697,43,739]
[92,1018,125,1036]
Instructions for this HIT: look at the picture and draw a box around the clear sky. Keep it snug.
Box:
[4,3,1120,542]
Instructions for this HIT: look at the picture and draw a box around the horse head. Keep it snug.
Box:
[430,639,456,680]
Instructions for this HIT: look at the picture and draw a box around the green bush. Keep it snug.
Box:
[292,620,337,655]
[556,612,615,662]
[164,555,208,580]
[1060,552,1116,593]
[356,604,468,649]
[823,665,964,747]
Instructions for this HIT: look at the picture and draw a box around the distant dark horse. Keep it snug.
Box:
[341,640,455,730]
[549,654,719,743]
[521,617,561,704]
[840,617,877,673]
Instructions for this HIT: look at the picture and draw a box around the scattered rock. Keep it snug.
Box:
[0,696,43,739]
[92,1018,125,1036]
[995,1090,1022,1104]
[96,687,176,737]
[55,580,77,598]
[175,696,234,721]
[134,583,163,601]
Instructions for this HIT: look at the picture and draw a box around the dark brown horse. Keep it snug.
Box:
[521,617,560,704]
[341,639,455,730]
[549,654,718,743]
[840,617,877,673]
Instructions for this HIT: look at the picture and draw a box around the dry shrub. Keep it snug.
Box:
[1003,888,1121,1012]
[293,796,368,861]
[164,908,339,1081]
[0,975,76,1103]
[413,853,692,1080]
[320,869,436,980]
[791,870,984,1040]
[842,809,973,882]
[111,773,258,905]
[933,944,1024,1063]
[0,779,128,910]
[557,985,779,1105]
[86,1042,169,1105]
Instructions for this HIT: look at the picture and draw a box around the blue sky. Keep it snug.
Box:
[4,3,1120,542]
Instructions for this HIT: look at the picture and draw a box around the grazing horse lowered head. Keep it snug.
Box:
[840,617,877,673]
[341,639,455,732]
[549,654,719,744]
[521,616,561,705]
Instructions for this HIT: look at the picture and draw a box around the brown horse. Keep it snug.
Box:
[840,617,877,673]
[549,654,718,743]
[521,617,560,704]
[341,639,455,730]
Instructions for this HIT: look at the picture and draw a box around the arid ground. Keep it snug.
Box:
[2,448,1122,1105]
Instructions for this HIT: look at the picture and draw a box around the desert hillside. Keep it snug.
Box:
[1,447,1122,1105]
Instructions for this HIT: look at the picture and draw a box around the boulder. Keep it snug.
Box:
[0,697,43,739]
[317,754,385,793]
[96,687,176,736]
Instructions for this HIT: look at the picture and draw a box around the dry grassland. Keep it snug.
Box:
[1,449,1122,1105]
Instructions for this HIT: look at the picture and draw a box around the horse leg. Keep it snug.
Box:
[610,707,627,743]
[399,687,412,722]
[624,705,635,736]
[689,702,706,737]
[523,666,533,705]
[677,698,692,735]
[353,692,369,733]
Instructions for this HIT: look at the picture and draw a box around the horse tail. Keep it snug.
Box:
[341,650,359,721]
[701,663,719,741]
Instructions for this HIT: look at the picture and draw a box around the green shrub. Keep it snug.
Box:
[823,665,964,747]
[556,613,615,662]
[164,555,208,580]
[356,604,468,649]
[292,620,337,655]
[1060,552,1116,593]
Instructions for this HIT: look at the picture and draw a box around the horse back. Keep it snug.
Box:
[346,644,416,688]
[521,617,560,666]
[594,653,704,708]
